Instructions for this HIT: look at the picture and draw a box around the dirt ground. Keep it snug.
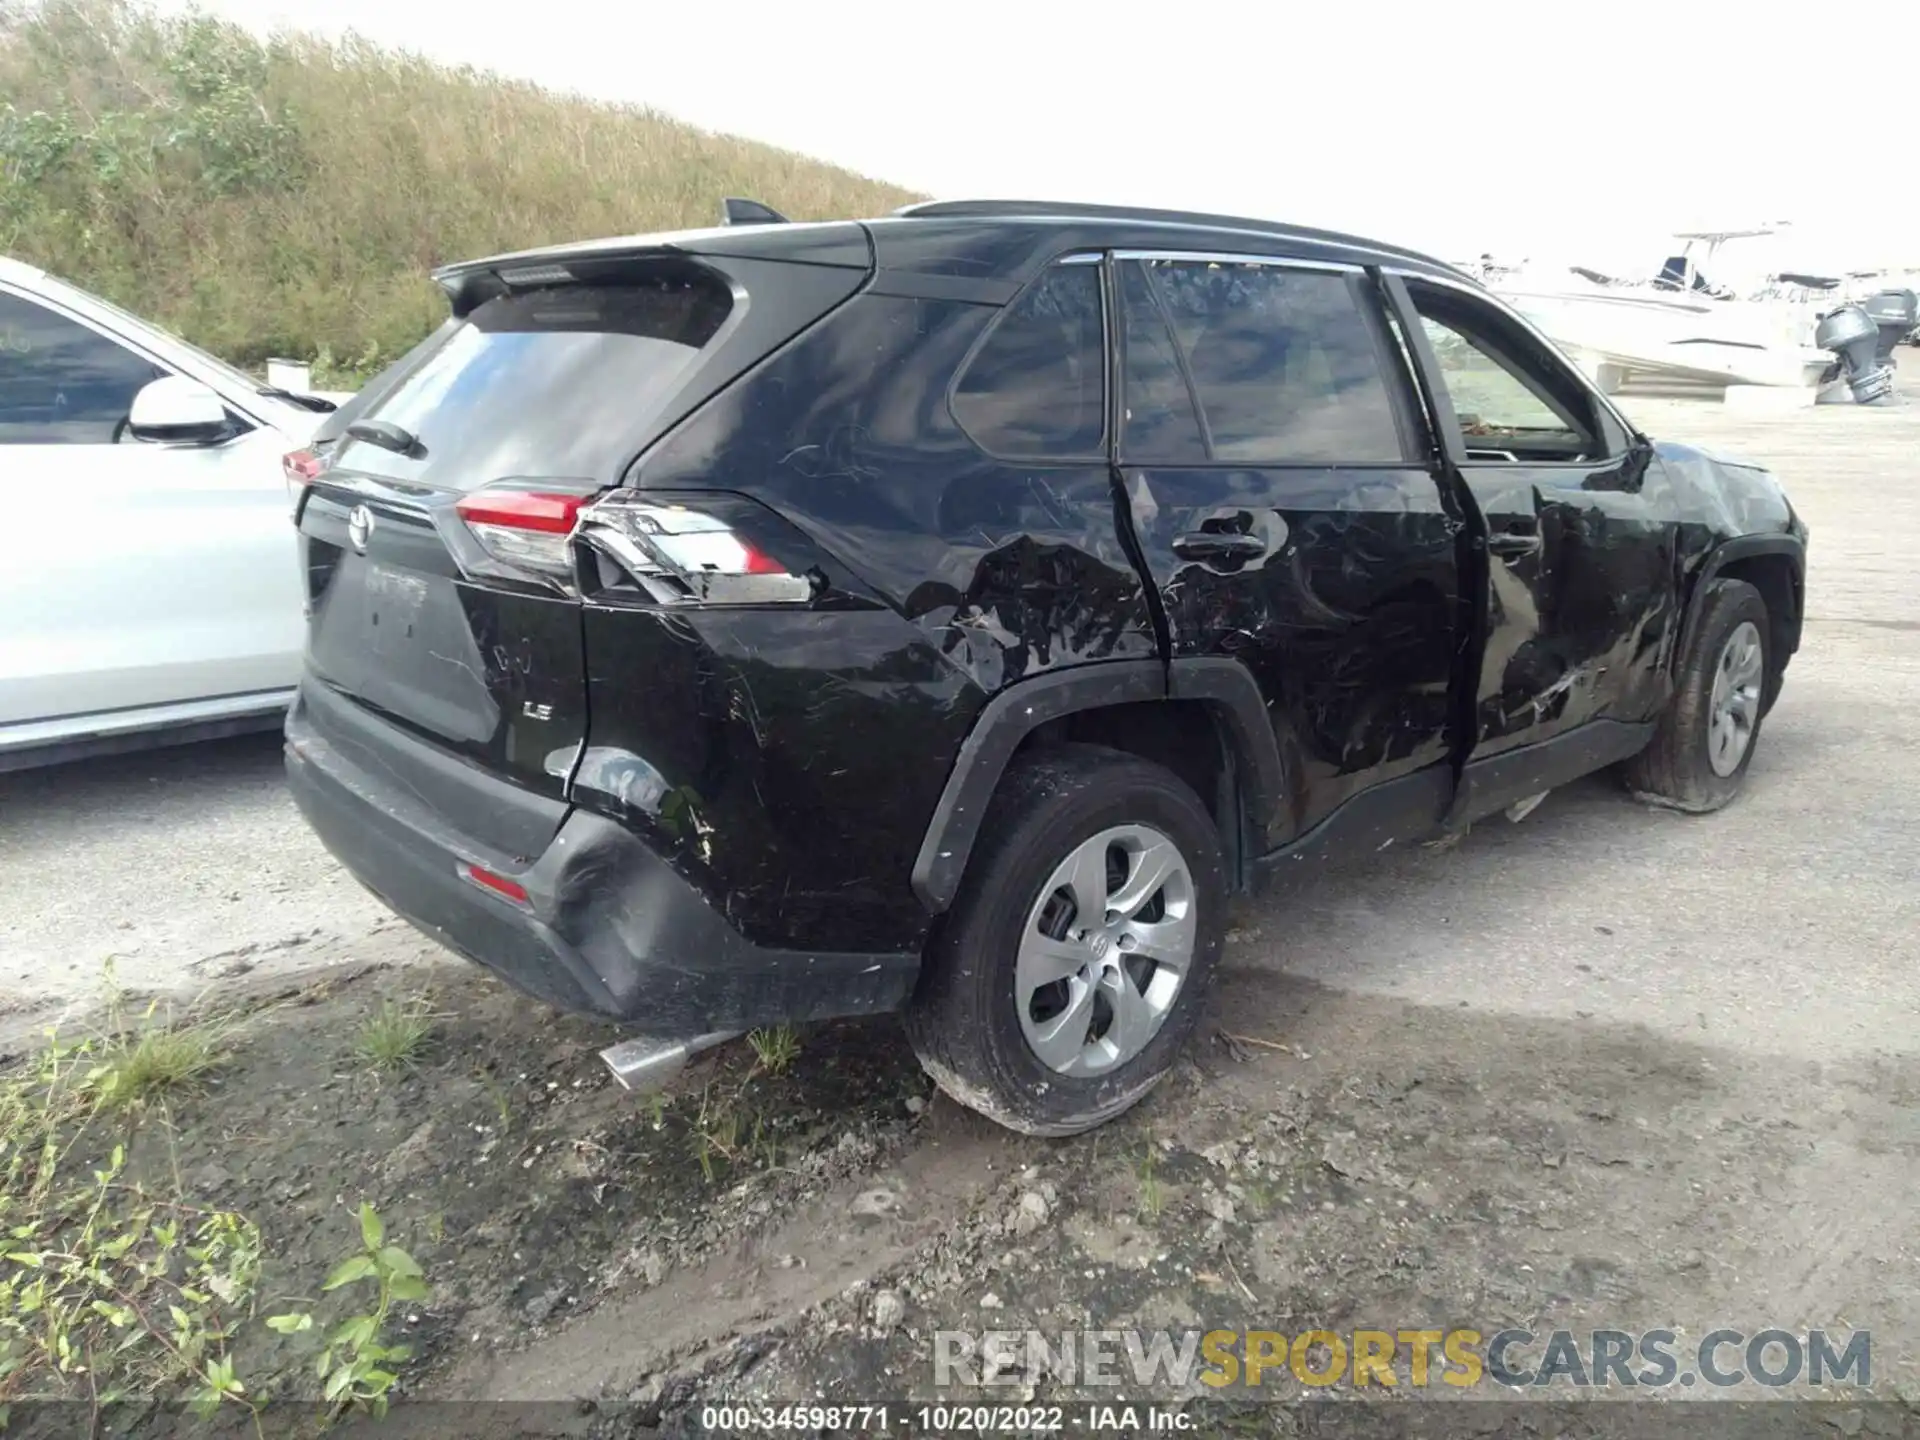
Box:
[3,396,1918,1433]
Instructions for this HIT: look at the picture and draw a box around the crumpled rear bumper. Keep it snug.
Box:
[285,697,918,1033]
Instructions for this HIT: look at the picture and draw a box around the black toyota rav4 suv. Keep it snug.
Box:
[286,200,1807,1134]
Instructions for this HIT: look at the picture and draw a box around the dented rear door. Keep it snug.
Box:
[1114,254,1466,848]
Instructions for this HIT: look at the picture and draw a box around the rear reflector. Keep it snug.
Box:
[459,862,530,906]
[455,489,596,579]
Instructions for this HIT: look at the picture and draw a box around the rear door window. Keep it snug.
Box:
[336,265,733,488]
[0,291,163,445]
[951,261,1105,458]
[1120,262,1207,462]
[1120,259,1410,464]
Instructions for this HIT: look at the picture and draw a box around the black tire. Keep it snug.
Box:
[1622,578,1771,813]
[904,744,1226,1136]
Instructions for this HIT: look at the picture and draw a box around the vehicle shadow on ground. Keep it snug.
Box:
[0,731,287,830]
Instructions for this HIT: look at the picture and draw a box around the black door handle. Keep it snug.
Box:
[1487,531,1542,558]
[1172,532,1268,562]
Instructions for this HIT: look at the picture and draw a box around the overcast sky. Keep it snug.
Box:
[193,0,1920,280]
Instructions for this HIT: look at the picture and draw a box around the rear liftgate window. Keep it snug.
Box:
[337,263,735,487]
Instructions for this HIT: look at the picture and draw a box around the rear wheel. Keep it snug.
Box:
[904,745,1225,1136]
[1623,578,1770,813]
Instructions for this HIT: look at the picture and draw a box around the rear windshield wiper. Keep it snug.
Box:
[256,386,338,414]
[345,419,422,457]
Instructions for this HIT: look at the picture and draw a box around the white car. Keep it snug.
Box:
[0,256,347,771]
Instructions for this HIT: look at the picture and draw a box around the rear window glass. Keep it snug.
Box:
[1122,259,1408,465]
[311,318,458,450]
[951,262,1105,458]
[338,268,733,487]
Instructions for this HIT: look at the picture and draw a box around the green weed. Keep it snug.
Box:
[268,1202,427,1419]
[354,1000,434,1074]
[0,1031,260,1418]
[1138,1149,1164,1219]
[746,1024,801,1078]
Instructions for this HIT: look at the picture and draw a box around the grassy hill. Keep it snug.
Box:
[0,0,918,381]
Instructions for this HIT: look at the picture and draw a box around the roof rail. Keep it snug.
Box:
[894,199,1463,277]
[722,197,789,227]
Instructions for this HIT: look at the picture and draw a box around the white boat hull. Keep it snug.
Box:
[1497,286,1829,390]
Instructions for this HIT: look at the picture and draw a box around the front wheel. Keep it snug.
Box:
[1622,577,1771,813]
[904,745,1226,1136]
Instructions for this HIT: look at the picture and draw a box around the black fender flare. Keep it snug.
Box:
[910,658,1284,914]
[1166,656,1285,841]
[1678,533,1806,668]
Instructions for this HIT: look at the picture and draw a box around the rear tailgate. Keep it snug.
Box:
[293,237,870,861]
[298,486,587,859]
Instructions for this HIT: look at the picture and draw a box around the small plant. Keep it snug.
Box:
[88,1022,228,1111]
[354,1000,434,1074]
[0,1032,262,1418]
[478,1072,513,1130]
[689,1088,742,1184]
[85,985,231,1113]
[1138,1149,1164,1220]
[748,1112,785,1171]
[268,1203,425,1418]
[746,1024,801,1078]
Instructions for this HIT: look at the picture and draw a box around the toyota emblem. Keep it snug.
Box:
[347,504,375,552]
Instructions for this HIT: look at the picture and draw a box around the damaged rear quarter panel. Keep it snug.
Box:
[629,290,1160,689]
[574,605,979,955]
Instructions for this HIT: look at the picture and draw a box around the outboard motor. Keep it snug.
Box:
[1862,289,1918,366]
[1816,304,1896,404]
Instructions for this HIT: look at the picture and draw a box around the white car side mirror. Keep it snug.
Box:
[128,375,233,446]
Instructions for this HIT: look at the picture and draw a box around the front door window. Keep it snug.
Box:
[1413,305,1605,463]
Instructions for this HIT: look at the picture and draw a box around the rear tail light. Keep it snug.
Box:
[283,448,324,506]
[454,488,595,578]
[575,493,815,605]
